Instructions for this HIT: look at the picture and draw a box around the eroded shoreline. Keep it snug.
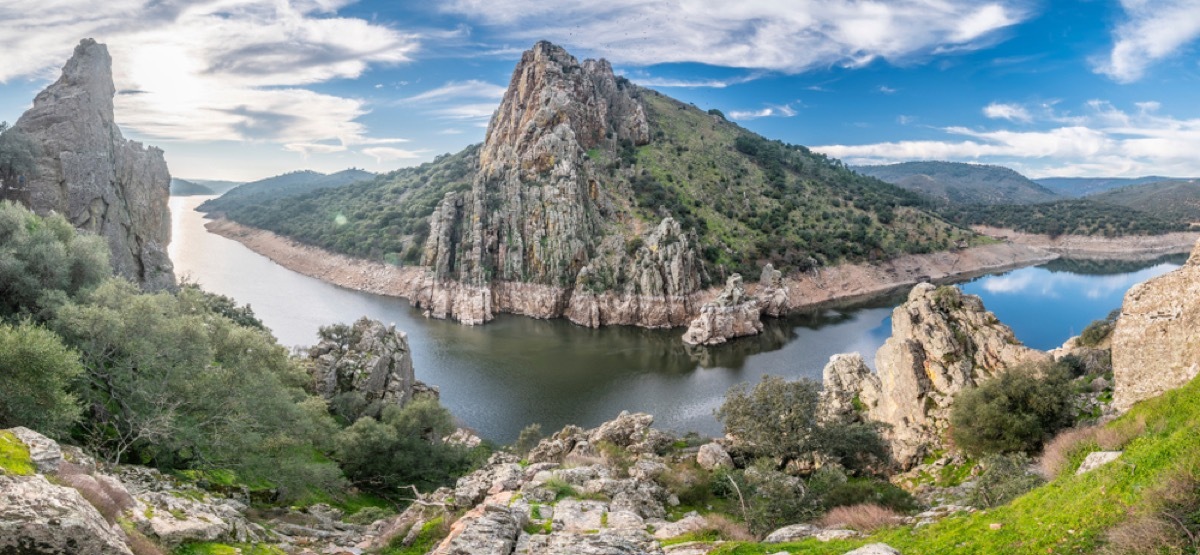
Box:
[206,217,1199,328]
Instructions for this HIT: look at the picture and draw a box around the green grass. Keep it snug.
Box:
[661,529,722,546]
[711,373,1200,554]
[0,430,35,476]
[173,542,286,555]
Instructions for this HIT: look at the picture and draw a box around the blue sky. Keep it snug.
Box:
[1,0,1198,181]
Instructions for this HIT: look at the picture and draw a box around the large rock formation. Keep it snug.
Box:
[309,317,433,417]
[823,284,1048,467]
[0,473,134,555]
[416,41,702,327]
[1112,240,1200,411]
[682,274,762,345]
[8,39,174,289]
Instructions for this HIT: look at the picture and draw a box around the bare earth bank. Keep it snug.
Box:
[206,218,1198,327]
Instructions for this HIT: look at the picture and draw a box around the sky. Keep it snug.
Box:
[1,0,1198,182]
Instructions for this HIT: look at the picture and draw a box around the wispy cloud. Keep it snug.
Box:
[0,0,417,160]
[631,73,764,89]
[362,147,428,163]
[983,102,1032,123]
[443,0,1029,73]
[1096,0,1200,83]
[816,100,1200,177]
[878,86,898,94]
[730,104,798,120]
[402,80,507,103]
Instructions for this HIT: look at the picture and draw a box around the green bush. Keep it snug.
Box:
[716,375,890,473]
[1078,309,1120,347]
[950,363,1075,457]
[0,200,109,319]
[512,423,543,457]
[969,453,1044,508]
[0,321,82,437]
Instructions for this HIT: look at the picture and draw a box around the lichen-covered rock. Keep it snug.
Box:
[0,473,133,555]
[514,529,664,555]
[309,317,430,413]
[1112,241,1200,411]
[6,427,64,473]
[823,284,1048,467]
[432,504,524,555]
[1075,451,1122,475]
[10,39,174,290]
[416,41,703,328]
[758,263,789,318]
[695,443,733,471]
[843,544,902,555]
[682,274,763,345]
[819,353,877,422]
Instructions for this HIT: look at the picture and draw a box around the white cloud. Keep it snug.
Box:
[816,100,1200,177]
[443,0,1028,73]
[983,102,1032,123]
[362,147,427,163]
[434,103,499,121]
[631,73,763,88]
[0,0,417,153]
[402,80,507,103]
[897,115,917,125]
[878,85,898,94]
[1097,0,1200,82]
[730,104,798,120]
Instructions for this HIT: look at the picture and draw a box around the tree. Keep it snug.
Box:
[716,375,889,473]
[0,320,82,437]
[950,363,1075,457]
[0,201,110,319]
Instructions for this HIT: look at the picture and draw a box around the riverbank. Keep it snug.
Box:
[973,226,1200,260]
[206,217,1196,329]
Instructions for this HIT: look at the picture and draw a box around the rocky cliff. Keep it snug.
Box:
[416,42,702,327]
[8,39,174,290]
[1112,240,1200,411]
[309,317,437,419]
[823,284,1048,467]
[682,274,762,346]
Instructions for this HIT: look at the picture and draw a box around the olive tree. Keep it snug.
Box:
[0,321,82,437]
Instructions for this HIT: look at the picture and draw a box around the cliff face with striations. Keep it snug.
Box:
[823,284,1049,467]
[1111,240,1200,411]
[9,39,174,290]
[417,41,701,327]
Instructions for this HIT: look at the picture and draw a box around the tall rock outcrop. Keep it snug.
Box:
[8,39,174,289]
[682,274,762,345]
[416,41,702,327]
[823,284,1048,467]
[1112,240,1200,411]
[309,317,434,418]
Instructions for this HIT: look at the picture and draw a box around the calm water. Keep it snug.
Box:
[169,196,1183,442]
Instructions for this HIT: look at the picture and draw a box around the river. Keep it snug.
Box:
[168,196,1183,442]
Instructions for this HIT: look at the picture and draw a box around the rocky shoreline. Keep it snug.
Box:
[973,226,1200,260]
[205,218,1059,330]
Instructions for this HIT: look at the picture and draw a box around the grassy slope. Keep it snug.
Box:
[1037,176,1180,198]
[1090,179,1200,225]
[714,375,1200,554]
[855,161,1060,205]
[938,198,1187,237]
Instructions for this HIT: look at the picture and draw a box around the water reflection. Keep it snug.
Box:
[169,196,1181,441]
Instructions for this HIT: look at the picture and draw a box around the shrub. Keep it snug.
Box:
[512,423,543,457]
[1038,426,1098,478]
[0,320,82,437]
[0,200,110,319]
[1101,469,1200,555]
[123,529,166,555]
[1078,309,1120,347]
[950,363,1075,457]
[821,478,919,514]
[817,503,902,532]
[969,453,1044,508]
[719,460,824,538]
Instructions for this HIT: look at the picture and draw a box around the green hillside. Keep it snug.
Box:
[939,199,1187,237]
[716,372,1200,555]
[198,168,375,214]
[223,87,977,279]
[1036,176,1182,197]
[856,161,1060,205]
[1090,179,1200,225]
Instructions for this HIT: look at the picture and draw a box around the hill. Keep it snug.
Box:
[1089,178,1200,225]
[197,168,374,213]
[224,42,975,329]
[1036,176,1182,197]
[184,178,243,195]
[939,198,1186,236]
[169,178,215,196]
[855,161,1060,205]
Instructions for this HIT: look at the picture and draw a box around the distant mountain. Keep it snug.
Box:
[1089,179,1200,225]
[855,161,1060,205]
[169,178,215,196]
[184,178,243,195]
[1035,176,1184,197]
[197,168,374,213]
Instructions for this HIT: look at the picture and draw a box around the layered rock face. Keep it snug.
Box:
[309,317,433,416]
[10,39,174,290]
[417,42,701,327]
[682,274,762,345]
[1112,240,1200,411]
[823,284,1048,467]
